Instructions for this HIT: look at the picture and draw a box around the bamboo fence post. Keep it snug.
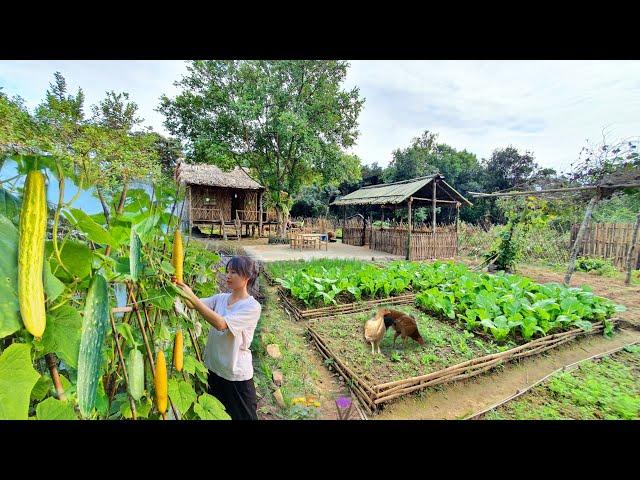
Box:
[258,190,263,237]
[624,212,640,285]
[564,192,600,285]
[109,312,137,419]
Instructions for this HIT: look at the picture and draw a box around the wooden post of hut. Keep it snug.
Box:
[431,179,437,259]
[406,197,413,261]
[258,191,263,237]
[343,206,347,243]
[188,186,193,235]
[455,202,460,257]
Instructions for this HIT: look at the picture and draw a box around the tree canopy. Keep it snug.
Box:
[158,60,365,220]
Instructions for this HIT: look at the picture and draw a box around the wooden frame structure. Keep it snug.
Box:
[331,174,473,260]
[468,176,640,285]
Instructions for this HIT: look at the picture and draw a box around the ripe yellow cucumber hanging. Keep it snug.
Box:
[172,229,193,308]
[173,328,183,372]
[18,170,47,339]
[172,229,184,283]
[155,350,168,416]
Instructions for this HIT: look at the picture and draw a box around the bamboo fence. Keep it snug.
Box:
[570,222,640,268]
[342,217,366,246]
[371,222,457,259]
[307,318,615,414]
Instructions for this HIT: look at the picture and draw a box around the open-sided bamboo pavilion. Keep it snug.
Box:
[331,174,473,260]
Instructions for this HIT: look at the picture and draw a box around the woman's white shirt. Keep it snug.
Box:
[200,293,261,381]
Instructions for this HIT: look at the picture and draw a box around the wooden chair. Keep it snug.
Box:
[319,233,329,251]
[289,233,302,250]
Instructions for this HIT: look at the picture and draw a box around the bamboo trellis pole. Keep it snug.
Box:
[109,312,137,419]
[564,193,600,285]
[468,182,640,198]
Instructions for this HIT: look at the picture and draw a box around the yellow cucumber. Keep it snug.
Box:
[18,170,47,339]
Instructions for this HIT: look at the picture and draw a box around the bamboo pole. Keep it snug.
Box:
[128,284,180,420]
[432,179,437,233]
[109,312,137,420]
[625,212,640,285]
[310,332,375,415]
[373,322,606,392]
[564,192,600,285]
[468,182,640,198]
[373,324,605,404]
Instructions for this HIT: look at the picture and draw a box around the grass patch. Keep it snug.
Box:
[251,286,322,419]
[309,305,510,385]
[486,346,640,420]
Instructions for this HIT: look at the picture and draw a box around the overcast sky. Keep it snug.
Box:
[1,60,639,175]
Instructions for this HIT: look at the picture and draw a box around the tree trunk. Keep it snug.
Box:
[564,193,600,285]
[116,182,129,216]
[96,186,111,227]
[624,212,640,285]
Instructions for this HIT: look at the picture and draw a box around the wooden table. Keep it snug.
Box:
[290,233,328,250]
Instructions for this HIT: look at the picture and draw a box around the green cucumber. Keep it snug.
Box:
[77,273,109,418]
[127,348,144,401]
[130,229,142,281]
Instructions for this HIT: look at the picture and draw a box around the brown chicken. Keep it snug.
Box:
[380,308,425,348]
[363,309,388,355]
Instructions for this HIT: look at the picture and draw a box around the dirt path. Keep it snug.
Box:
[373,328,640,420]
[306,343,363,420]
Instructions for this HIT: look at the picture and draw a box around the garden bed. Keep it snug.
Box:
[475,343,640,420]
[305,305,616,414]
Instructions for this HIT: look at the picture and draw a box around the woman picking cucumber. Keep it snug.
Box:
[176,256,261,420]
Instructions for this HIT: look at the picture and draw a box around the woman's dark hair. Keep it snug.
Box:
[226,256,258,289]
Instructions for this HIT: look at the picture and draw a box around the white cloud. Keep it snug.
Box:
[343,60,640,173]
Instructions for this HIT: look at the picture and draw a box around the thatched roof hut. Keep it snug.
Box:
[175,161,264,190]
[175,160,268,233]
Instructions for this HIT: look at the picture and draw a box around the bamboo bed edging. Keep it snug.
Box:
[307,326,377,398]
[277,287,416,321]
[464,338,639,420]
[371,321,608,392]
[307,327,376,415]
[372,329,604,404]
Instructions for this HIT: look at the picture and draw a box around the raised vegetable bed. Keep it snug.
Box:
[306,305,618,414]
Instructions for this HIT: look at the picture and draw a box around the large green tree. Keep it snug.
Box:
[158,60,365,233]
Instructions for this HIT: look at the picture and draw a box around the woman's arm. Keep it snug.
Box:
[176,282,228,331]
